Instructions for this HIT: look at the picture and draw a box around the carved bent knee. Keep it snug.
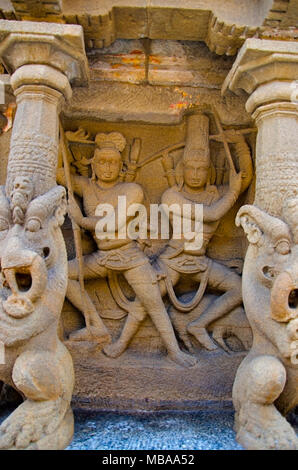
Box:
[12,351,63,402]
[233,355,287,406]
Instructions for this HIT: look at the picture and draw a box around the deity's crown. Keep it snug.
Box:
[182,113,210,166]
[94,132,126,157]
[183,148,210,166]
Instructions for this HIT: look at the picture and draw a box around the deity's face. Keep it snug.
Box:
[92,148,122,183]
[183,159,209,189]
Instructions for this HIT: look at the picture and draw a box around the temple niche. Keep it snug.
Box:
[0,0,296,451]
[58,48,256,408]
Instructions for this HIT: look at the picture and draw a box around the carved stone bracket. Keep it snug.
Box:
[0,1,297,56]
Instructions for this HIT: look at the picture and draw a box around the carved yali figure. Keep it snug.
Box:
[57,132,197,368]
[0,181,74,450]
[232,200,298,450]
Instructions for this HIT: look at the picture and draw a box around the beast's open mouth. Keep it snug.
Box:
[271,272,298,323]
[289,289,298,310]
[1,254,48,318]
[1,266,34,318]
[3,266,33,296]
[15,270,32,293]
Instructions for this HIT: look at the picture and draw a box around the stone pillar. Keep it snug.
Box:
[0,20,89,197]
[0,20,89,450]
[222,39,298,451]
[223,38,298,217]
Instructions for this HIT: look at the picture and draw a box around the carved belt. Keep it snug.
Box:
[162,255,212,313]
[96,243,147,271]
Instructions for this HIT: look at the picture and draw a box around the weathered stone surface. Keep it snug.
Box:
[0,2,295,452]
[0,19,88,450]
[67,80,252,125]
[0,19,89,86]
[88,39,146,84]
[69,346,246,411]
[148,40,234,87]
[2,0,296,56]
[224,38,298,450]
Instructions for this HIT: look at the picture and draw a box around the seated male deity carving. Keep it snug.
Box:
[57,132,197,368]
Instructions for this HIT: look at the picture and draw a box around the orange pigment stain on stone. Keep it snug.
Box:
[122,57,141,65]
[149,55,161,64]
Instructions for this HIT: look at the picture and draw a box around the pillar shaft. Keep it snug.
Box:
[223,38,298,217]
[0,20,88,198]
[253,102,298,216]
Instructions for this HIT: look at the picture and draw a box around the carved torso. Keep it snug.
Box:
[161,183,222,258]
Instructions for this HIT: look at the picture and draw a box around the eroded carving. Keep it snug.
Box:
[57,131,197,368]
[60,113,254,362]
[6,132,58,198]
[0,182,74,449]
[157,114,253,351]
[233,201,298,450]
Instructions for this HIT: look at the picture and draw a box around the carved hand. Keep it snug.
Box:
[229,169,243,194]
[67,195,83,225]
[161,153,174,171]
[214,129,245,144]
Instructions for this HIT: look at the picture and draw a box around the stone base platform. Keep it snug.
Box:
[67,343,246,411]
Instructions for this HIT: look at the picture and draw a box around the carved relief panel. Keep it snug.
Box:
[59,110,255,380]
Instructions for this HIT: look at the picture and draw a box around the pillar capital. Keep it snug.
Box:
[0,19,89,198]
[222,38,298,96]
[11,64,72,101]
[223,38,298,217]
[0,20,89,88]
[222,38,298,115]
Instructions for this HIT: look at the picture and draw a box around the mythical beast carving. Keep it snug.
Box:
[233,201,298,450]
[0,182,74,450]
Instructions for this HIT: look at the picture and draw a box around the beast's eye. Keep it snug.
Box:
[275,239,290,255]
[263,266,278,280]
[0,217,9,231]
[26,218,41,232]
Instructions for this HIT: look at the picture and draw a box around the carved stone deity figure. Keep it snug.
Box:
[103,113,253,355]
[158,113,253,351]
[57,132,197,368]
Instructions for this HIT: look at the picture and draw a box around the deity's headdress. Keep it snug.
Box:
[176,113,215,189]
[93,132,126,160]
[183,113,210,165]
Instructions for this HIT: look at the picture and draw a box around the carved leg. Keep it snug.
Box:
[103,266,181,360]
[233,354,298,450]
[67,257,111,344]
[103,300,146,358]
[0,348,74,450]
[123,264,197,368]
[187,261,242,351]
